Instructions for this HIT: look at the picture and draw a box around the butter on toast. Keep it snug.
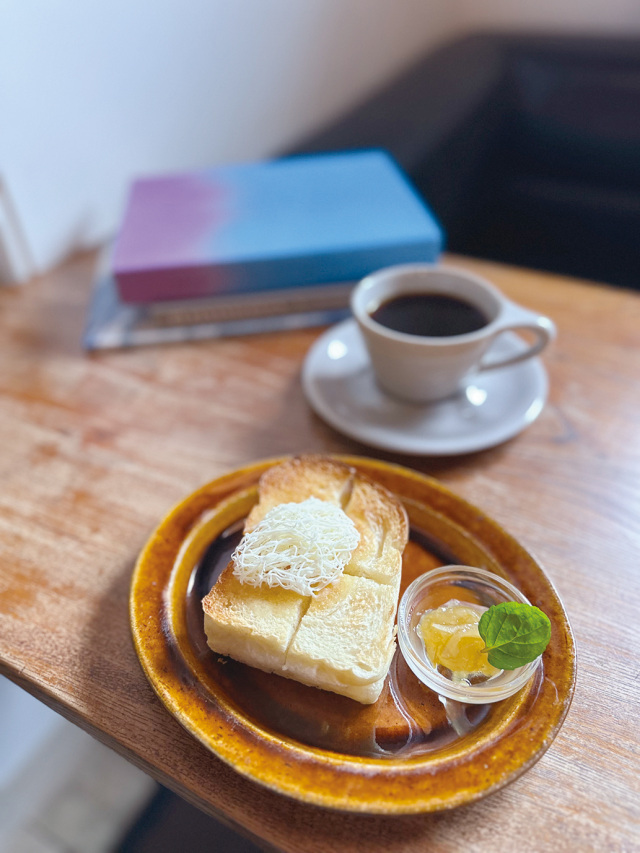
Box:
[202,456,409,704]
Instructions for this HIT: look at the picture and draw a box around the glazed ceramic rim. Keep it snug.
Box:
[398,566,542,704]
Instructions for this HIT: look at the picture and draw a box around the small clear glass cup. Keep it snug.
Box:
[397,565,543,704]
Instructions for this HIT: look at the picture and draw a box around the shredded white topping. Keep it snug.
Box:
[231,497,360,596]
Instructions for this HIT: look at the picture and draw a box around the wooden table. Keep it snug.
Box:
[1,251,638,851]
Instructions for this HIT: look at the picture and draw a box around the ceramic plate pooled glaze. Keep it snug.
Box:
[130,456,575,814]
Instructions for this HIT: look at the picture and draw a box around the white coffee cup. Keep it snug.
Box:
[351,264,556,403]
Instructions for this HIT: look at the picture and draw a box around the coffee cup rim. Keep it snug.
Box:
[351,263,506,344]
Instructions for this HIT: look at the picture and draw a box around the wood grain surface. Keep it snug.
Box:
[0,250,638,852]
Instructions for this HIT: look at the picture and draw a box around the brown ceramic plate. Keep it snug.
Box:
[130,456,575,814]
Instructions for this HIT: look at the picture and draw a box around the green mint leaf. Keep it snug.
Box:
[478,602,551,671]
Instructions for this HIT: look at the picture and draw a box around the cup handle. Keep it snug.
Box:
[478,302,556,372]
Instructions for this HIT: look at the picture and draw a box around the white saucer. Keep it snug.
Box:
[302,319,548,456]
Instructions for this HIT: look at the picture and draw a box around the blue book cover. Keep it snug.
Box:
[111,149,443,304]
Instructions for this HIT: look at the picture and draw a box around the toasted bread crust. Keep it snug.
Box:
[244,455,355,531]
[202,456,409,704]
[342,475,408,587]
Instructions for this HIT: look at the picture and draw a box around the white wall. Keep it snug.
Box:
[4,0,640,281]
[0,0,452,278]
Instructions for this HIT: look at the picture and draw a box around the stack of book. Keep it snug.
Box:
[83,149,443,350]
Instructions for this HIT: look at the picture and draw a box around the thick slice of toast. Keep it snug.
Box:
[283,573,400,704]
[202,563,305,671]
[202,456,409,704]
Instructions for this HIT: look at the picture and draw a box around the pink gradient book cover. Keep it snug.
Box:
[111,150,443,304]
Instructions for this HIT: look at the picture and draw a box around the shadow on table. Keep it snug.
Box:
[115,784,263,853]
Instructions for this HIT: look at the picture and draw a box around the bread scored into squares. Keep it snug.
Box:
[202,456,409,704]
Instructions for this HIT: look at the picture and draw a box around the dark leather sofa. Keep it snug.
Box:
[291,33,640,290]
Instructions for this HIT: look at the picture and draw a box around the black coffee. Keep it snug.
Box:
[370,292,489,337]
